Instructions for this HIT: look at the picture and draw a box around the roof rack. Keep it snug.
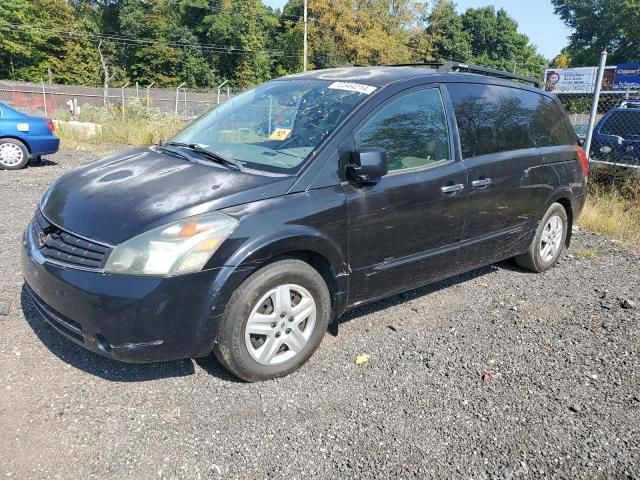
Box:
[437,61,543,89]
[381,62,444,69]
[378,61,543,88]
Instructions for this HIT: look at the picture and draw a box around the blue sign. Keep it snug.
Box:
[614,63,640,89]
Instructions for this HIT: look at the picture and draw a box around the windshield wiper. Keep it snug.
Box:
[155,144,191,161]
[165,142,243,170]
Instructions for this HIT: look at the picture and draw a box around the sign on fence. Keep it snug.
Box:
[613,63,640,90]
[544,67,615,94]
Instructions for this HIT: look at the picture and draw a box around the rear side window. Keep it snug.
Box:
[530,96,573,146]
[600,111,640,139]
[448,83,573,157]
[355,88,450,172]
[447,83,538,158]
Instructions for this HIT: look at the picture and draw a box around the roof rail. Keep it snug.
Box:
[381,62,444,69]
[438,61,543,89]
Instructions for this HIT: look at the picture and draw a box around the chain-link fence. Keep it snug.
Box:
[553,62,640,169]
[0,80,241,119]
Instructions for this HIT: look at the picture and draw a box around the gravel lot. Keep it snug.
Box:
[0,149,639,479]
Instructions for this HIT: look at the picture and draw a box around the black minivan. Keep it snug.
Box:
[22,64,589,381]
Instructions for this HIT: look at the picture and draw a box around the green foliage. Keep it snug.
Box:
[552,0,640,66]
[427,0,472,63]
[0,0,548,88]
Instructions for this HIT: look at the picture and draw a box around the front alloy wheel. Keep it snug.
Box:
[245,284,317,366]
[213,259,331,382]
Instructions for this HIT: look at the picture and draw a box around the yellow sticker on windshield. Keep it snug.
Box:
[269,128,291,141]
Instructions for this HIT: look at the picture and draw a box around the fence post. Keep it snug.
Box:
[217,79,228,105]
[585,50,608,159]
[175,82,186,116]
[146,82,155,111]
[183,88,187,116]
[121,82,129,120]
[41,79,47,116]
[136,82,139,100]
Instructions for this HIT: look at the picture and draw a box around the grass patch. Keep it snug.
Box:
[575,248,598,260]
[578,166,640,251]
[54,103,187,149]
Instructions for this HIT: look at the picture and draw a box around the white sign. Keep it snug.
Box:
[544,67,597,93]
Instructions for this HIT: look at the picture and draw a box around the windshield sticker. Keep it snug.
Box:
[328,82,377,95]
[269,128,291,141]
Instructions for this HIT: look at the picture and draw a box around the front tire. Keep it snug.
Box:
[515,202,568,272]
[0,139,29,170]
[213,259,331,382]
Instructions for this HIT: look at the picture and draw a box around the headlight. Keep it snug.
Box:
[104,212,237,276]
[600,146,612,154]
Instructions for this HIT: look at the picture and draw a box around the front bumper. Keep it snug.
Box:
[21,227,227,363]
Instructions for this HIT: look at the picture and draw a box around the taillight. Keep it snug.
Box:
[574,145,589,177]
[45,118,55,134]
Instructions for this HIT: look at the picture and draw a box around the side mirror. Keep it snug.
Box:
[346,148,388,182]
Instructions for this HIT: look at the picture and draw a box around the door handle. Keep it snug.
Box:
[441,183,465,194]
[471,178,492,188]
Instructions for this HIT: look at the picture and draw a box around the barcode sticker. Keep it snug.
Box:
[328,82,377,95]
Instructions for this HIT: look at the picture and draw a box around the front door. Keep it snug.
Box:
[344,86,468,306]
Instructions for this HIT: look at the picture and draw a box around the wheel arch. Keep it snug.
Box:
[0,136,31,153]
[208,230,350,335]
[548,194,574,247]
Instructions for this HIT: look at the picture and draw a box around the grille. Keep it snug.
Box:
[31,209,111,270]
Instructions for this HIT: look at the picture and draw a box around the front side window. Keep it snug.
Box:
[354,88,451,172]
[172,80,373,173]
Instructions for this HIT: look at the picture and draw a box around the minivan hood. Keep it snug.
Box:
[41,147,296,245]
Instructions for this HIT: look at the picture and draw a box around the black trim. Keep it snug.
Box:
[367,225,523,275]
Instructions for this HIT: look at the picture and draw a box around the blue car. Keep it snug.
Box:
[590,107,640,166]
[0,102,59,170]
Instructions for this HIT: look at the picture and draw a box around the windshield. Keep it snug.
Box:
[601,110,640,139]
[171,80,375,174]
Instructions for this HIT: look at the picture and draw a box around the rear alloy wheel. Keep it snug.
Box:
[515,202,568,272]
[0,139,29,170]
[213,259,331,382]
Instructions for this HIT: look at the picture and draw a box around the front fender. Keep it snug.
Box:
[204,189,350,329]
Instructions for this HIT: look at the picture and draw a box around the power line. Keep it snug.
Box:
[0,23,304,58]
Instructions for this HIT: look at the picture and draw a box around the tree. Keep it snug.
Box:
[461,6,547,77]
[552,0,640,66]
[204,0,279,88]
[551,50,571,68]
[305,0,421,68]
[0,0,100,84]
[426,0,472,63]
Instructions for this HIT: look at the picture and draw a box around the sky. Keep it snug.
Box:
[262,0,572,60]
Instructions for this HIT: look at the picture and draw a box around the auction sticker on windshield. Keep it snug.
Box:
[328,82,377,95]
[269,128,291,141]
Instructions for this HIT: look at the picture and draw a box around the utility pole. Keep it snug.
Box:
[303,0,308,72]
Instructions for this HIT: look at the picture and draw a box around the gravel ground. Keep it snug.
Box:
[0,149,639,480]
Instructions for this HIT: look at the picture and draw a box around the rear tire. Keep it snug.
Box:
[0,139,29,170]
[212,259,331,382]
[515,202,568,273]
